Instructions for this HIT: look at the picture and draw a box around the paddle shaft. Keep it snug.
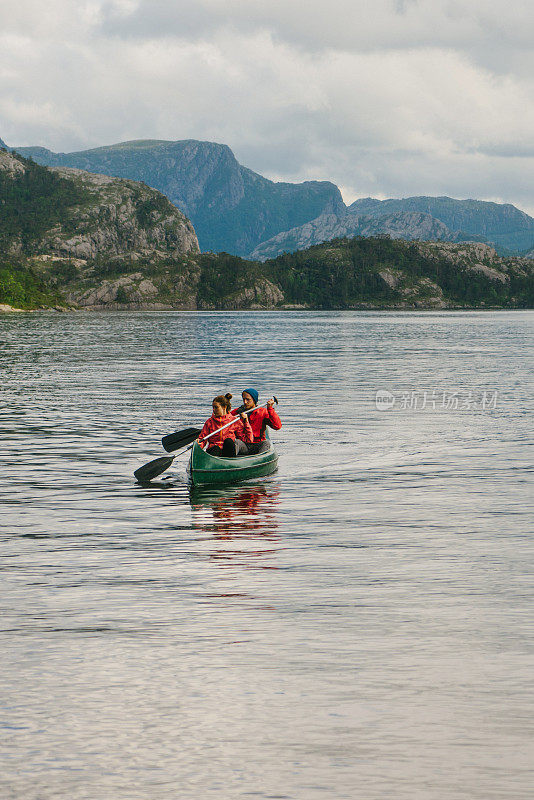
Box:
[162,396,279,452]
[157,401,278,470]
[202,402,275,441]
[134,399,279,481]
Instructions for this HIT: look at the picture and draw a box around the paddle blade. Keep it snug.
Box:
[161,427,201,452]
[134,455,175,482]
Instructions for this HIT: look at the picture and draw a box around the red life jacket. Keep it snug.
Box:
[198,413,253,449]
[231,406,282,442]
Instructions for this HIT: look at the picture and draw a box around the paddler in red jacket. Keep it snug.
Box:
[231,388,282,454]
[199,393,253,457]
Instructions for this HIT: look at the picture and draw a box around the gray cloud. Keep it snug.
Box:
[1,0,533,214]
[98,1,532,57]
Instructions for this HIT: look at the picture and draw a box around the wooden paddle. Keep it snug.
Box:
[134,399,278,482]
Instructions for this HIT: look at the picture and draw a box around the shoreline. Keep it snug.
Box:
[2,303,531,314]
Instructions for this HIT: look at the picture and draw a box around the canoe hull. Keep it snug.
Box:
[187,441,278,487]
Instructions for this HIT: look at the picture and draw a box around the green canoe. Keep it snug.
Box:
[187,440,278,487]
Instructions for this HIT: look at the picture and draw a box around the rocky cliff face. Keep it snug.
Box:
[11,137,534,257]
[10,137,534,257]
[250,209,459,260]
[1,151,198,260]
[413,241,513,284]
[349,196,534,253]
[46,167,199,260]
[13,139,345,256]
[0,150,25,176]
[4,134,534,258]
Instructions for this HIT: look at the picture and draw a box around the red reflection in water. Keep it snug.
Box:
[189,484,281,568]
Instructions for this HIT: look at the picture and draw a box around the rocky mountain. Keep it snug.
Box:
[4,133,534,289]
[250,196,534,260]
[11,139,345,256]
[349,196,534,253]
[260,238,533,310]
[61,236,531,311]
[9,137,534,258]
[250,210,466,261]
[0,138,7,149]
[2,155,532,314]
[0,150,198,260]
[0,150,202,309]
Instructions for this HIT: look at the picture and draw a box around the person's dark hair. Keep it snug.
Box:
[213,393,232,412]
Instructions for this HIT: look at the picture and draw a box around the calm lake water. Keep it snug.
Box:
[1,310,533,800]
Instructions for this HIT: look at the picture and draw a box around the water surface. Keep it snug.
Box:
[1,310,533,799]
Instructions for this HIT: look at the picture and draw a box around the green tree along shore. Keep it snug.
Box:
[1,151,533,310]
[264,237,534,308]
[3,238,533,310]
[0,153,88,308]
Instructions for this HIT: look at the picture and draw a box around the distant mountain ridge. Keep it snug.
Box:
[5,136,534,258]
[10,139,344,256]
[1,151,533,312]
[349,196,534,253]
[250,210,478,261]
[252,197,534,260]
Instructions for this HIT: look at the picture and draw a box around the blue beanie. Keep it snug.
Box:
[243,388,259,405]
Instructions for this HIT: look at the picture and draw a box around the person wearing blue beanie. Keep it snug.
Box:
[243,388,259,406]
[231,388,282,455]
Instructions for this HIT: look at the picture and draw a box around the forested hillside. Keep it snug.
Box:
[262,237,534,309]
[0,150,198,308]
[12,139,344,256]
[10,137,534,257]
[1,151,532,311]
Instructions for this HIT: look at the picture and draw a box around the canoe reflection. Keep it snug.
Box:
[189,483,280,540]
[190,484,281,569]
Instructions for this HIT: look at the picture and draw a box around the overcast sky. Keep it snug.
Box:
[1,0,533,212]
